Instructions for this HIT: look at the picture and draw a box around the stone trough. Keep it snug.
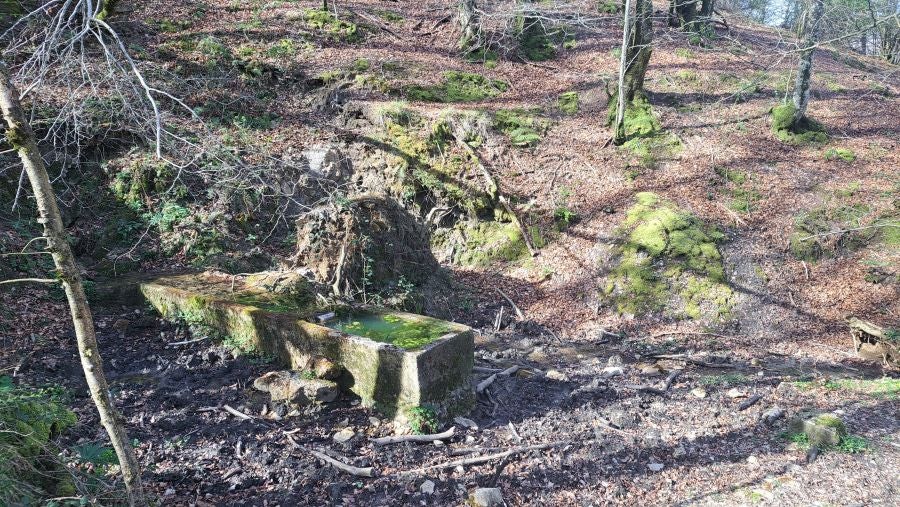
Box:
[139,272,474,420]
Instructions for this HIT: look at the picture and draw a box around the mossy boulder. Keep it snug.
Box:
[789,203,879,261]
[558,91,579,115]
[603,192,733,321]
[304,9,360,41]
[437,221,530,267]
[493,108,548,147]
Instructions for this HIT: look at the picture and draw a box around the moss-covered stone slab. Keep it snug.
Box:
[139,272,474,420]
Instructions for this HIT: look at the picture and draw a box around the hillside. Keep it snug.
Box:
[0,0,898,505]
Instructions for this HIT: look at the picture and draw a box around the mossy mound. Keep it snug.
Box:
[824,147,856,162]
[406,71,509,103]
[493,108,548,147]
[608,94,681,167]
[1,378,77,504]
[304,9,360,42]
[604,192,733,320]
[771,104,828,144]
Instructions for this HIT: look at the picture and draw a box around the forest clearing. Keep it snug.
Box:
[0,0,898,505]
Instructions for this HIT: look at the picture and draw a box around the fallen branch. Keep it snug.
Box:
[797,222,898,242]
[222,404,254,420]
[345,7,401,39]
[398,441,569,475]
[738,393,763,411]
[371,427,455,446]
[166,336,209,347]
[0,277,58,285]
[476,373,498,393]
[495,288,525,320]
[649,353,734,369]
[310,448,376,477]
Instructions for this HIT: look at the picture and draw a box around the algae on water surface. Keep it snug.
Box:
[327,312,453,350]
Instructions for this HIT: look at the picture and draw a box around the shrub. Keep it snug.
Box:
[406,71,509,103]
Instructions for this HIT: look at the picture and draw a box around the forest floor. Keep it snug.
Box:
[1,0,899,505]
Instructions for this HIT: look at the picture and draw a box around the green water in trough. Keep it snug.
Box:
[325,312,453,350]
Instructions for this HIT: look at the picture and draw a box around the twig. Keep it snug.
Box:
[651,331,736,340]
[476,373,498,393]
[507,422,522,443]
[166,336,209,347]
[309,448,376,477]
[801,261,810,281]
[495,288,525,320]
[371,427,455,446]
[222,404,253,420]
[499,365,521,377]
[398,441,569,475]
[0,278,58,285]
[797,222,899,241]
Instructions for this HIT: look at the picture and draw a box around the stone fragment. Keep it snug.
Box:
[648,463,664,472]
[333,428,355,444]
[469,487,504,507]
[253,371,338,405]
[690,387,708,399]
[789,413,847,448]
[420,480,435,495]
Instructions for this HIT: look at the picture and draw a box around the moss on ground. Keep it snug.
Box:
[608,94,682,167]
[406,71,508,103]
[604,192,733,320]
[493,108,548,147]
[447,221,529,267]
[824,147,856,162]
[771,103,828,144]
[558,91,579,115]
[304,9,360,41]
[788,202,897,260]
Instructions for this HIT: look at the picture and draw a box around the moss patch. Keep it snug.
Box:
[609,94,681,167]
[604,192,733,320]
[493,108,548,147]
[771,103,828,144]
[304,9,360,41]
[824,147,856,162]
[406,71,508,103]
[558,91,579,115]
[447,221,529,267]
[789,203,893,261]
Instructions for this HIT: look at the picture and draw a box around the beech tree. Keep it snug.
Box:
[791,0,826,124]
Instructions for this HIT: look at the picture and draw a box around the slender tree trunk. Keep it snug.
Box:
[458,0,481,50]
[698,0,715,28]
[791,0,825,125]
[0,62,148,507]
[614,0,653,145]
[614,0,634,144]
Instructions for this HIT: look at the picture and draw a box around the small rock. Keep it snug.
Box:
[606,354,624,367]
[747,455,759,466]
[690,387,708,399]
[433,440,445,447]
[465,435,476,444]
[313,357,343,380]
[750,358,761,366]
[601,366,624,378]
[368,416,380,427]
[546,369,568,381]
[469,487,504,507]
[333,428,355,444]
[648,463,664,472]
[761,406,785,425]
[454,416,479,430]
[726,387,748,399]
[638,362,663,376]
[419,479,435,495]
[789,413,847,448]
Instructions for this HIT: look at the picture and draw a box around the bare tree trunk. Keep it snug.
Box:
[458,0,481,50]
[698,0,715,28]
[791,0,825,125]
[614,0,634,144]
[0,62,148,507]
[614,0,653,145]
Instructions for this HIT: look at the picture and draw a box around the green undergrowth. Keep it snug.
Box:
[714,167,761,214]
[516,14,573,61]
[304,9,360,42]
[492,108,549,147]
[604,192,733,320]
[797,377,900,400]
[465,48,499,69]
[771,103,828,144]
[1,377,77,504]
[781,430,869,454]
[406,71,508,103]
[789,198,898,261]
[407,405,439,434]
